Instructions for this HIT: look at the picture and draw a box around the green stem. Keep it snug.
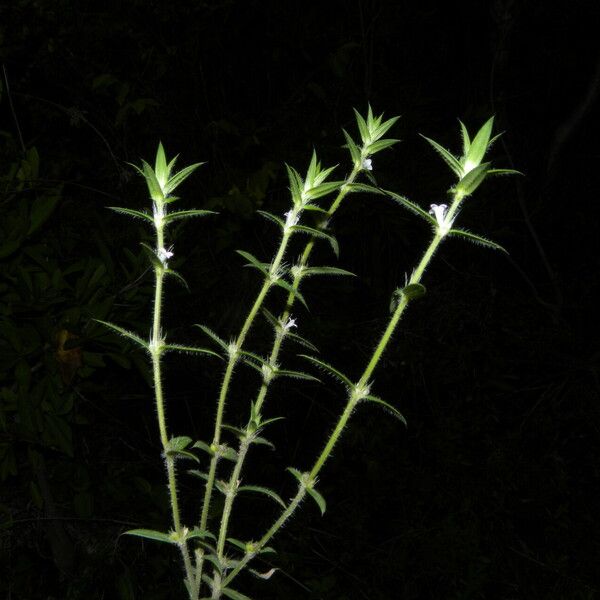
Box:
[213,166,362,565]
[151,225,197,598]
[198,229,293,579]
[221,191,464,590]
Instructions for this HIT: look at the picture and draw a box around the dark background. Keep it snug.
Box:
[1,1,599,598]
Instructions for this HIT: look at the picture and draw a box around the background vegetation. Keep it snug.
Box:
[1,1,599,598]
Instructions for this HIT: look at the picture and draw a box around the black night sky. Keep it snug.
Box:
[1,1,599,599]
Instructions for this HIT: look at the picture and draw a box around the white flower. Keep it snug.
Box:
[157,246,174,265]
[283,317,297,331]
[429,203,453,237]
[284,210,299,228]
[362,158,373,171]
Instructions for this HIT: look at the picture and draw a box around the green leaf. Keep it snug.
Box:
[371,115,400,141]
[163,344,222,359]
[464,116,494,170]
[344,182,385,196]
[458,120,471,157]
[299,355,353,388]
[342,128,361,164]
[448,229,507,252]
[164,268,190,291]
[123,529,175,544]
[275,368,320,382]
[94,320,148,350]
[285,164,303,206]
[188,527,216,541]
[141,159,164,202]
[163,209,216,224]
[366,138,400,155]
[256,210,284,229]
[226,537,247,552]
[304,181,342,201]
[305,150,319,188]
[271,278,309,310]
[306,486,326,515]
[455,162,491,196]
[249,567,278,580]
[362,395,407,425]
[420,135,463,177]
[353,108,370,144]
[290,225,338,257]
[384,190,437,226]
[222,587,253,600]
[108,206,154,224]
[238,485,286,508]
[188,470,209,481]
[285,331,319,352]
[155,142,168,187]
[401,283,426,301]
[164,163,205,195]
[488,168,523,177]
[192,440,214,455]
[194,324,229,352]
[167,436,192,451]
[236,249,270,276]
[286,467,305,485]
[302,266,355,278]
[140,242,162,269]
[252,436,275,449]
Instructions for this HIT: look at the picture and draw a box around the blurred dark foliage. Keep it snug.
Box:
[1,0,599,598]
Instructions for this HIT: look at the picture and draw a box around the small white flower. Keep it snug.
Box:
[284,210,299,228]
[283,317,297,331]
[157,246,174,264]
[429,203,453,236]
[362,158,373,171]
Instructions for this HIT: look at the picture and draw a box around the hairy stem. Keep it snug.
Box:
[151,225,197,598]
[221,191,464,590]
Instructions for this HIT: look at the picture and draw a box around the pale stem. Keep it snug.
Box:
[213,165,362,567]
[221,191,464,590]
[151,225,197,598]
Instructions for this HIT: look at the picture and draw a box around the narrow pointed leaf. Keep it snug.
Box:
[371,115,400,141]
[164,163,205,195]
[155,142,168,186]
[353,108,369,143]
[384,190,437,226]
[236,249,270,276]
[448,229,507,252]
[304,181,343,201]
[222,587,253,600]
[306,150,318,188]
[272,278,309,309]
[314,164,337,186]
[458,120,471,156]
[141,160,164,201]
[285,331,319,352]
[261,308,279,329]
[123,529,176,544]
[306,486,326,515]
[238,485,286,508]
[140,242,162,269]
[366,138,400,154]
[194,324,229,352]
[188,469,209,481]
[302,266,355,278]
[363,395,407,425]
[108,206,154,224]
[167,436,192,451]
[163,344,222,358]
[285,164,303,206]
[301,203,329,214]
[286,467,305,485]
[94,319,148,350]
[192,440,214,455]
[167,154,179,177]
[164,209,216,224]
[252,436,275,449]
[342,128,361,164]
[465,116,494,169]
[299,355,353,388]
[455,162,491,196]
[420,135,462,176]
[275,368,320,382]
[226,538,247,552]
[290,224,338,257]
[164,268,190,291]
[345,182,385,196]
[187,527,216,541]
[256,210,284,229]
[488,168,523,177]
